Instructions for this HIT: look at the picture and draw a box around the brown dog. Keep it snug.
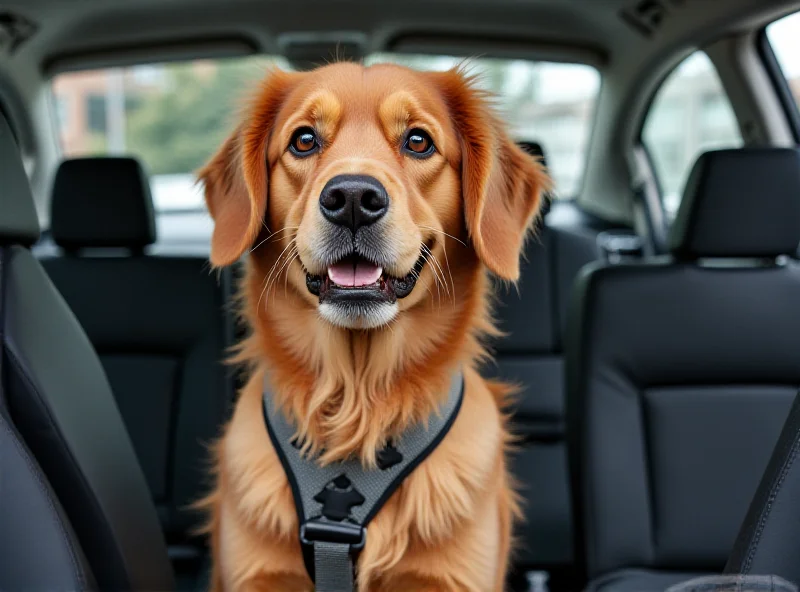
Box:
[199,61,549,591]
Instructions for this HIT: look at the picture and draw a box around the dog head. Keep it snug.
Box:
[200,62,549,330]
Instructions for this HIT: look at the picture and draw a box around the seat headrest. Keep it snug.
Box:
[0,112,40,246]
[669,148,800,259]
[51,157,156,250]
[518,141,552,217]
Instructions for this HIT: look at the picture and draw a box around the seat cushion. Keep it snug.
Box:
[586,569,707,592]
[668,575,799,592]
[4,245,174,590]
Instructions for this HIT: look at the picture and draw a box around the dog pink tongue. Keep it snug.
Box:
[328,261,383,287]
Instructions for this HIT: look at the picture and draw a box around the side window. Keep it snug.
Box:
[642,52,743,221]
[766,12,800,110]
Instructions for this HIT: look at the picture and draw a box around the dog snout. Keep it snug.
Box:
[319,174,389,232]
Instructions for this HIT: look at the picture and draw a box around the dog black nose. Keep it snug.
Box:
[319,175,389,231]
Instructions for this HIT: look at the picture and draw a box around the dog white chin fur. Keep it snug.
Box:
[318,301,399,330]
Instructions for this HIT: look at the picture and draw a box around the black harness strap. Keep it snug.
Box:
[263,371,464,591]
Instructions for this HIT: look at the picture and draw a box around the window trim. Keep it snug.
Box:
[43,37,260,77]
[635,59,682,226]
[635,51,743,224]
[630,143,668,254]
[757,25,800,145]
[634,54,685,196]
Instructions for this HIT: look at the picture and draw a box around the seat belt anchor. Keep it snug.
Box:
[300,519,366,551]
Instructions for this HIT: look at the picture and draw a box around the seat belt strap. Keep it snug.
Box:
[0,248,7,412]
[263,370,464,591]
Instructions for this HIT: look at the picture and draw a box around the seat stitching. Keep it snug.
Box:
[0,406,87,590]
[2,249,85,589]
[5,346,130,589]
[742,426,800,573]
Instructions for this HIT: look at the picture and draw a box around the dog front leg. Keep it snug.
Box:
[375,575,472,592]
[217,573,312,592]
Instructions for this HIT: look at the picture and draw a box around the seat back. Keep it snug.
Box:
[41,157,229,554]
[0,402,96,591]
[567,148,800,579]
[491,142,608,572]
[0,116,173,590]
[0,112,97,592]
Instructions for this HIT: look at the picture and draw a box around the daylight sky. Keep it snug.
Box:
[536,11,800,100]
[766,12,800,78]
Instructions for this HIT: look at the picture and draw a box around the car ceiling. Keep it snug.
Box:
[0,0,795,71]
[2,0,800,223]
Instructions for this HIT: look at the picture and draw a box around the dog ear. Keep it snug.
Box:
[198,70,296,267]
[435,69,551,281]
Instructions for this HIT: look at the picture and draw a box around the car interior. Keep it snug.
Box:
[3,0,800,590]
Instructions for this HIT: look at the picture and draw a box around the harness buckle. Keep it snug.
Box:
[300,519,366,550]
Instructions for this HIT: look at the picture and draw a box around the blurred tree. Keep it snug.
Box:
[125,58,272,175]
[124,55,542,175]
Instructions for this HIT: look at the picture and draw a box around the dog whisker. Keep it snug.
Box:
[420,248,443,305]
[267,225,300,238]
[425,244,455,309]
[440,240,456,300]
[418,225,467,247]
[428,246,455,303]
[421,251,443,307]
[266,245,299,305]
[265,240,298,286]
[256,273,271,311]
[421,243,451,301]
[427,254,448,312]
[268,231,298,245]
[258,240,298,309]
[250,226,300,253]
[282,250,302,300]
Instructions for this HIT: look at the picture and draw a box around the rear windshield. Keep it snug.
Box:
[51,54,600,215]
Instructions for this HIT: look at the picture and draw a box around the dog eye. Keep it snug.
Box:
[403,129,435,158]
[289,127,320,156]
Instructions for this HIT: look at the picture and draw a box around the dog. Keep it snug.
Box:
[198,61,549,592]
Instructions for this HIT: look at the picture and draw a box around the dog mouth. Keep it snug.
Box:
[305,251,426,305]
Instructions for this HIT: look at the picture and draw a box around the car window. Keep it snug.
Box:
[51,55,599,245]
[641,52,742,221]
[766,12,800,111]
[367,54,601,198]
[51,56,281,216]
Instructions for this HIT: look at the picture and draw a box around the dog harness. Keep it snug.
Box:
[262,371,464,592]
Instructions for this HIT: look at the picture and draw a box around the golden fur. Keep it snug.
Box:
[198,62,549,591]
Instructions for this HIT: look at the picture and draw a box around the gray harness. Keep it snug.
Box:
[262,371,464,592]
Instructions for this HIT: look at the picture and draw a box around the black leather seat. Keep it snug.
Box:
[496,142,612,583]
[566,148,800,591]
[40,157,229,579]
[0,115,174,589]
